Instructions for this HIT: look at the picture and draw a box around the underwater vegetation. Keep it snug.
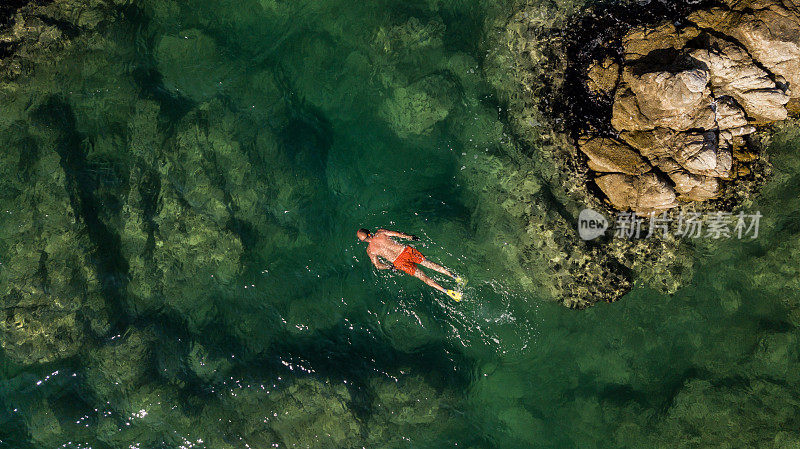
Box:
[0,0,799,448]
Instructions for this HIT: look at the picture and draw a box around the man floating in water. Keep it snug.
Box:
[357,228,463,301]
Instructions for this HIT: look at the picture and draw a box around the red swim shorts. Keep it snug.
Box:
[393,246,425,275]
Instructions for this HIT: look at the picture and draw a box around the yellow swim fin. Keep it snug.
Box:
[446,289,462,302]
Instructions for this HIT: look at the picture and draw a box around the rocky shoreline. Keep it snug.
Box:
[576,0,799,212]
[487,0,799,308]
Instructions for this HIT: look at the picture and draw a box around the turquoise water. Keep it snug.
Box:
[1,0,800,447]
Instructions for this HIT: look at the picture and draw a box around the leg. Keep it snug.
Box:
[412,267,447,294]
[419,259,455,278]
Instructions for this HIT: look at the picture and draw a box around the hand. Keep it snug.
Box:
[410,235,420,241]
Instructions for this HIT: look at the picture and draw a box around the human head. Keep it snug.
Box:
[357,228,371,241]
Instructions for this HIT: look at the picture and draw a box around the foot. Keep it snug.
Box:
[446,289,462,302]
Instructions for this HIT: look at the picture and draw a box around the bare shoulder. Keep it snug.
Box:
[365,244,377,257]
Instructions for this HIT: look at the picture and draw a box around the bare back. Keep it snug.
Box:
[367,232,407,262]
[359,228,458,298]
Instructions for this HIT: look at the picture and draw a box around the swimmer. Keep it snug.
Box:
[357,228,463,301]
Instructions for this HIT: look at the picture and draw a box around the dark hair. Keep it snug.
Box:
[358,228,371,236]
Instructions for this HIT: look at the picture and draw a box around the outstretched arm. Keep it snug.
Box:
[369,252,393,270]
[376,229,419,241]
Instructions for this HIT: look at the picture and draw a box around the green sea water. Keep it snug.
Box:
[1,0,800,448]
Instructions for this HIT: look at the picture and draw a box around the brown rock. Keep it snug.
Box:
[659,159,721,201]
[613,68,715,131]
[622,23,700,61]
[788,98,800,114]
[688,7,733,30]
[586,57,619,97]
[737,164,752,176]
[578,136,651,175]
[720,125,756,143]
[631,69,709,119]
[595,172,678,211]
[675,135,719,174]
[576,0,797,212]
[619,128,677,159]
[690,2,800,100]
[725,3,800,100]
[714,97,748,130]
[690,37,789,121]
[610,88,653,131]
[620,129,732,177]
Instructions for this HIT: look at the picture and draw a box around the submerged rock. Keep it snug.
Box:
[154,29,229,100]
[380,73,456,138]
[0,114,109,366]
[121,101,246,330]
[656,379,800,447]
[0,0,137,366]
[26,398,64,448]
[210,372,456,448]
[85,327,155,400]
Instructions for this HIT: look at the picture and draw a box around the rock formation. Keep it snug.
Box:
[580,0,799,212]
[487,0,797,307]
